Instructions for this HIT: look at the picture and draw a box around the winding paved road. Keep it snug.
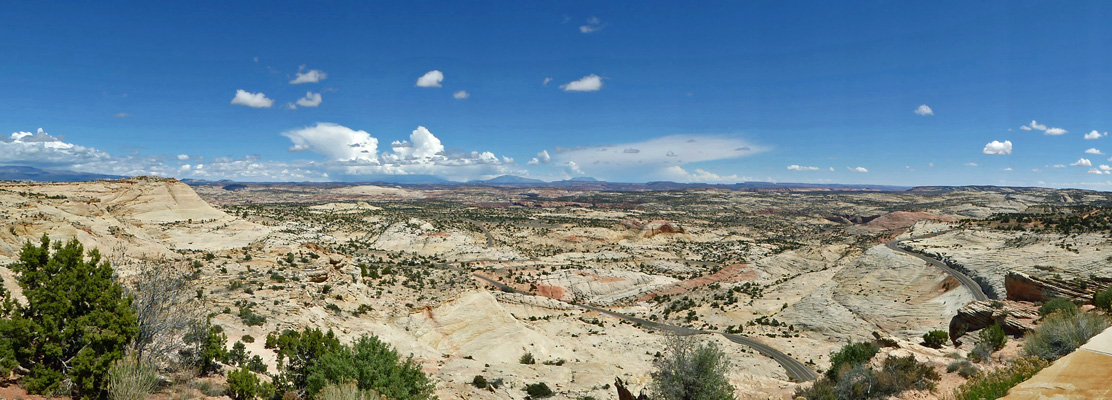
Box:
[461,263,819,382]
[886,230,989,301]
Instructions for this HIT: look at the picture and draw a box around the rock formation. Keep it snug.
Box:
[948,300,1038,344]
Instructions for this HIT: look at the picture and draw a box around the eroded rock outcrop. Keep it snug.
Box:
[949,300,1038,344]
[1005,267,1112,303]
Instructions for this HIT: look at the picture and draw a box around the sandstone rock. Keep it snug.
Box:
[949,300,1038,344]
[1005,267,1112,303]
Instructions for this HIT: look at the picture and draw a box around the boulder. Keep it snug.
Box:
[1005,267,1112,303]
[949,300,1038,344]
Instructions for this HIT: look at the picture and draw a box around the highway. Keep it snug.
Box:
[464,266,819,382]
[885,230,989,301]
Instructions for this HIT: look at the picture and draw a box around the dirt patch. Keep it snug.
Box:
[867,211,955,231]
[535,284,567,299]
[639,263,755,300]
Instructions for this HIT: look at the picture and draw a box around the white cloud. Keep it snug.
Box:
[543,77,553,86]
[982,140,1012,155]
[787,165,820,171]
[453,90,470,99]
[847,166,868,173]
[177,154,189,161]
[1045,127,1068,135]
[296,91,323,107]
[550,135,760,172]
[565,161,584,175]
[282,123,379,162]
[1020,120,1048,131]
[560,74,603,92]
[416,70,444,88]
[1002,167,1013,171]
[537,150,551,163]
[0,128,111,167]
[914,104,933,116]
[290,66,327,84]
[1050,164,1066,168]
[231,90,274,108]
[1071,158,1093,167]
[1086,130,1107,140]
[1086,148,1104,155]
[660,165,751,184]
[964,162,979,167]
[1090,165,1112,175]
[579,17,603,33]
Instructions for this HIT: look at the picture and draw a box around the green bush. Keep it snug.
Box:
[1093,287,1112,311]
[3,236,139,399]
[472,375,487,389]
[1023,310,1111,361]
[273,327,342,393]
[826,341,879,381]
[227,366,274,400]
[524,382,554,399]
[951,356,1048,400]
[978,324,1007,351]
[922,330,948,349]
[519,352,535,364]
[304,335,435,400]
[106,355,158,400]
[181,319,227,375]
[227,341,249,366]
[1038,297,1077,317]
[795,355,939,400]
[650,336,736,400]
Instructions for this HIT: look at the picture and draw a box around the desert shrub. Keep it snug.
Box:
[3,236,139,399]
[795,355,938,400]
[317,381,385,400]
[825,341,879,381]
[228,341,249,366]
[519,352,535,364]
[304,335,435,400]
[524,382,554,399]
[227,366,274,400]
[106,355,159,400]
[951,356,1048,400]
[273,327,342,393]
[649,336,736,400]
[472,375,487,388]
[1093,287,1112,311]
[979,324,1007,351]
[1023,310,1111,361]
[247,355,267,373]
[125,262,198,365]
[873,355,939,393]
[1038,297,1077,317]
[922,330,948,349]
[181,319,227,375]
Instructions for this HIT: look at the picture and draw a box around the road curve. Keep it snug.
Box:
[465,267,818,382]
[886,230,989,301]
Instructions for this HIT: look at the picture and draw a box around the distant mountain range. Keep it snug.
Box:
[2,166,1069,194]
[0,166,123,182]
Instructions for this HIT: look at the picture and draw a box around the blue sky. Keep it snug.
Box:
[3,1,1112,187]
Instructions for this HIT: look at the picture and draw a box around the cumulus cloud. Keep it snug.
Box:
[983,140,1012,155]
[1086,130,1107,140]
[660,165,751,184]
[1089,165,1112,175]
[296,91,323,107]
[787,165,820,171]
[453,90,470,99]
[560,74,603,92]
[281,123,379,162]
[1019,120,1066,135]
[914,104,933,116]
[290,66,327,84]
[231,90,274,108]
[1086,148,1104,155]
[416,70,444,88]
[1072,158,1092,167]
[565,161,584,175]
[847,166,868,173]
[280,123,519,180]
[177,154,189,161]
[0,128,111,167]
[527,150,552,165]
